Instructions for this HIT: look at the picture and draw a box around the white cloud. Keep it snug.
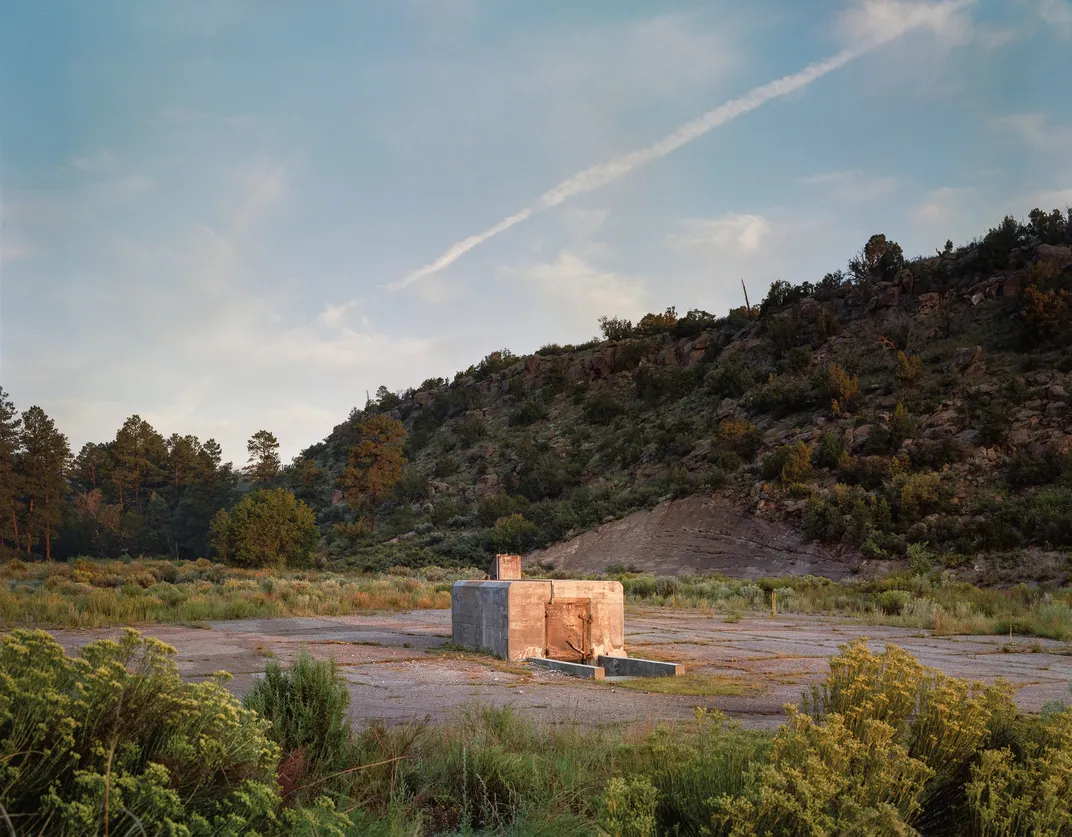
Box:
[800,169,898,203]
[232,162,287,236]
[0,227,32,264]
[510,251,649,325]
[108,175,155,200]
[318,299,363,330]
[993,112,1072,153]
[667,213,773,255]
[1036,0,1072,36]
[913,186,970,224]
[837,0,974,47]
[70,151,116,172]
[527,14,739,113]
[559,207,610,242]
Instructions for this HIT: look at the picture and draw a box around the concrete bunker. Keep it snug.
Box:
[451,555,681,679]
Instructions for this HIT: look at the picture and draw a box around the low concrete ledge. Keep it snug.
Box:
[529,658,606,679]
[597,656,684,678]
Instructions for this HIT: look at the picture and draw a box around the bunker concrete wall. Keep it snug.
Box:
[505,581,552,660]
[545,580,625,658]
[451,582,512,659]
[451,579,626,661]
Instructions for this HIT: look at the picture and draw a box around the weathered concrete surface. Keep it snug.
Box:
[598,656,684,678]
[43,608,1072,731]
[489,554,522,580]
[530,658,606,679]
[525,496,856,579]
[451,579,625,661]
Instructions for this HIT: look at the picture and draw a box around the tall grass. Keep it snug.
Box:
[1,557,476,628]
[610,570,1072,641]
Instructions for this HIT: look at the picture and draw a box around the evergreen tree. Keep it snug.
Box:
[245,430,281,485]
[343,414,407,532]
[18,406,71,559]
[0,389,22,549]
[112,415,167,514]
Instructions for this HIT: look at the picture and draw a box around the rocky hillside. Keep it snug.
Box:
[292,209,1072,581]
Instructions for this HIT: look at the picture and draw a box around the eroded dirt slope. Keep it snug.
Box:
[525,495,857,579]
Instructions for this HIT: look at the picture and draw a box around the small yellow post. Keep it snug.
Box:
[770,590,777,618]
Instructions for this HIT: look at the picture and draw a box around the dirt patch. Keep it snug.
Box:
[524,496,857,579]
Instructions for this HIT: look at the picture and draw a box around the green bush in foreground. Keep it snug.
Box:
[0,629,273,835]
[0,629,350,836]
[243,651,351,801]
[4,632,1072,834]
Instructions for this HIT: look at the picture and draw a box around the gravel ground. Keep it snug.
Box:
[45,607,1072,730]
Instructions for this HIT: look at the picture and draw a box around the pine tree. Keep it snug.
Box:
[112,415,167,514]
[343,414,407,532]
[19,406,71,559]
[245,430,281,485]
[0,388,22,549]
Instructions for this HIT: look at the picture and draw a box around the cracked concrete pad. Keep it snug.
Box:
[39,608,1072,730]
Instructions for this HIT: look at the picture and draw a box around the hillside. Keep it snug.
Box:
[290,209,1072,581]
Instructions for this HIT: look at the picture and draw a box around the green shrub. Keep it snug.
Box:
[705,355,755,399]
[210,489,318,569]
[714,419,761,460]
[1021,487,1072,547]
[636,307,679,336]
[584,391,625,425]
[889,401,917,446]
[878,589,913,615]
[493,513,539,552]
[454,414,487,445]
[1006,448,1069,488]
[814,430,845,469]
[966,709,1072,835]
[0,629,290,836]
[895,351,923,390]
[597,776,659,837]
[243,652,351,801]
[508,399,547,427]
[599,315,634,340]
[637,709,769,835]
[824,362,860,413]
[477,493,526,527]
[780,442,815,484]
[907,542,935,576]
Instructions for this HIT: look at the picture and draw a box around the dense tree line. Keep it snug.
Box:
[0,386,412,565]
[1,388,241,560]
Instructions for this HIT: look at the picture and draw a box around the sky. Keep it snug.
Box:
[1,0,1070,466]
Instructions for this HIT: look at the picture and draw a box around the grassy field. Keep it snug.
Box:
[3,556,1071,643]
[615,571,1072,641]
[0,557,470,628]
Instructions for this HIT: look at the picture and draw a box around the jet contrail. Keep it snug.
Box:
[392,0,971,290]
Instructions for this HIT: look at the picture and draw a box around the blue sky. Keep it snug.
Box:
[2,0,1070,464]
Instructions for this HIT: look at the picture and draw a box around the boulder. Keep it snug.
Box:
[951,346,983,371]
[918,292,941,315]
[1037,243,1072,269]
[954,429,982,446]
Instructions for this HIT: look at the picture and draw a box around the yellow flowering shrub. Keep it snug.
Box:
[966,709,1072,836]
[0,628,347,836]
